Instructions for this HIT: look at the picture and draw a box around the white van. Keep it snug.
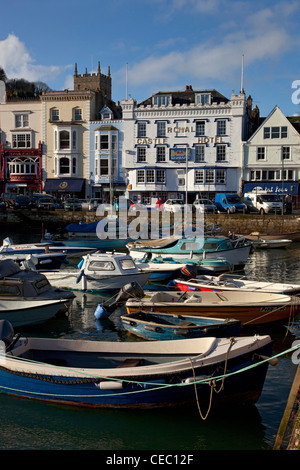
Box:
[244,191,282,214]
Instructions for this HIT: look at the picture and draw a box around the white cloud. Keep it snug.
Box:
[0,34,70,84]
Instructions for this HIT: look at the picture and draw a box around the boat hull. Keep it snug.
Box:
[121,312,241,340]
[126,292,300,326]
[173,278,300,295]
[44,271,151,291]
[0,299,68,327]
[0,335,272,408]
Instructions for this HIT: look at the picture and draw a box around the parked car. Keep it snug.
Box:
[13,196,34,210]
[193,198,217,213]
[63,198,82,211]
[88,198,104,211]
[2,193,18,209]
[155,199,166,210]
[243,197,259,213]
[35,197,55,211]
[214,193,246,214]
[0,197,5,211]
[244,191,282,215]
[163,199,191,212]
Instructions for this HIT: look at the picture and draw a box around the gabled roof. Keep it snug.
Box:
[246,105,300,142]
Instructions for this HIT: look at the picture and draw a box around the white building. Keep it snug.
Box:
[122,86,253,205]
[89,105,125,201]
[242,105,300,203]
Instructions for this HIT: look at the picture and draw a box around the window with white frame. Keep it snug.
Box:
[74,108,82,121]
[195,145,205,162]
[195,121,205,136]
[137,170,145,183]
[137,122,147,137]
[157,121,166,137]
[217,120,226,136]
[12,133,31,148]
[257,147,266,160]
[137,147,146,162]
[146,169,155,183]
[156,169,165,183]
[216,144,226,161]
[152,95,171,107]
[59,130,70,150]
[195,93,211,105]
[156,146,166,162]
[264,126,287,139]
[195,169,204,184]
[216,169,226,184]
[59,157,70,174]
[8,156,38,175]
[100,134,109,150]
[100,159,109,175]
[15,113,29,128]
[51,108,59,121]
[205,169,214,183]
[282,146,291,160]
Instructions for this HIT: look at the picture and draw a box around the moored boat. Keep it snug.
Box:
[126,290,300,326]
[0,319,274,409]
[127,235,251,271]
[121,311,241,340]
[42,252,151,292]
[172,273,300,295]
[0,259,75,326]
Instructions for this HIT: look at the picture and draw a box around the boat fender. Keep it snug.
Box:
[76,270,84,284]
[77,259,84,269]
[94,304,111,320]
[258,354,279,366]
[96,381,123,390]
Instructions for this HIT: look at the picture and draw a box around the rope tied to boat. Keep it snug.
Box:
[189,337,235,420]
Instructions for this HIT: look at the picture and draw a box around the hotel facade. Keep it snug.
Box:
[121,86,256,205]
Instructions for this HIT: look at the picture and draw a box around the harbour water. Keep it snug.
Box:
[0,226,299,450]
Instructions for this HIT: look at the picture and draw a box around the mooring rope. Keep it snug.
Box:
[0,342,299,403]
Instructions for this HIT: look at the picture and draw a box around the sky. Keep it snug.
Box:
[0,0,300,117]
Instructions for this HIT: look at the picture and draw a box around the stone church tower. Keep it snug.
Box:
[73,61,111,100]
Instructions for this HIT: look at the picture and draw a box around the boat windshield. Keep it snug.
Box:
[87,261,116,271]
[119,259,136,270]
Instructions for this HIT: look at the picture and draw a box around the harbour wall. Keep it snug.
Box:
[1,210,300,236]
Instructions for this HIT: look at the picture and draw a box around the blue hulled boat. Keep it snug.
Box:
[0,319,273,409]
[121,311,241,340]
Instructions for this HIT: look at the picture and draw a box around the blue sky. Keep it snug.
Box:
[0,0,300,117]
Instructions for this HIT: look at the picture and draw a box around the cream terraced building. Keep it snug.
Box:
[121,86,255,206]
[41,89,97,197]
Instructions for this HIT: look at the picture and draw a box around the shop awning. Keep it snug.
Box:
[243,182,298,195]
[43,179,85,193]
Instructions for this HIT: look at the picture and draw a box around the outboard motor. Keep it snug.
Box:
[0,320,14,349]
[94,282,145,320]
[180,264,198,280]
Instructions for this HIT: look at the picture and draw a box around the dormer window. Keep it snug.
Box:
[152,95,171,107]
[100,106,112,120]
[195,93,211,106]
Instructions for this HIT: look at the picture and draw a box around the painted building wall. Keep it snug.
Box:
[243,106,300,198]
[122,89,250,205]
